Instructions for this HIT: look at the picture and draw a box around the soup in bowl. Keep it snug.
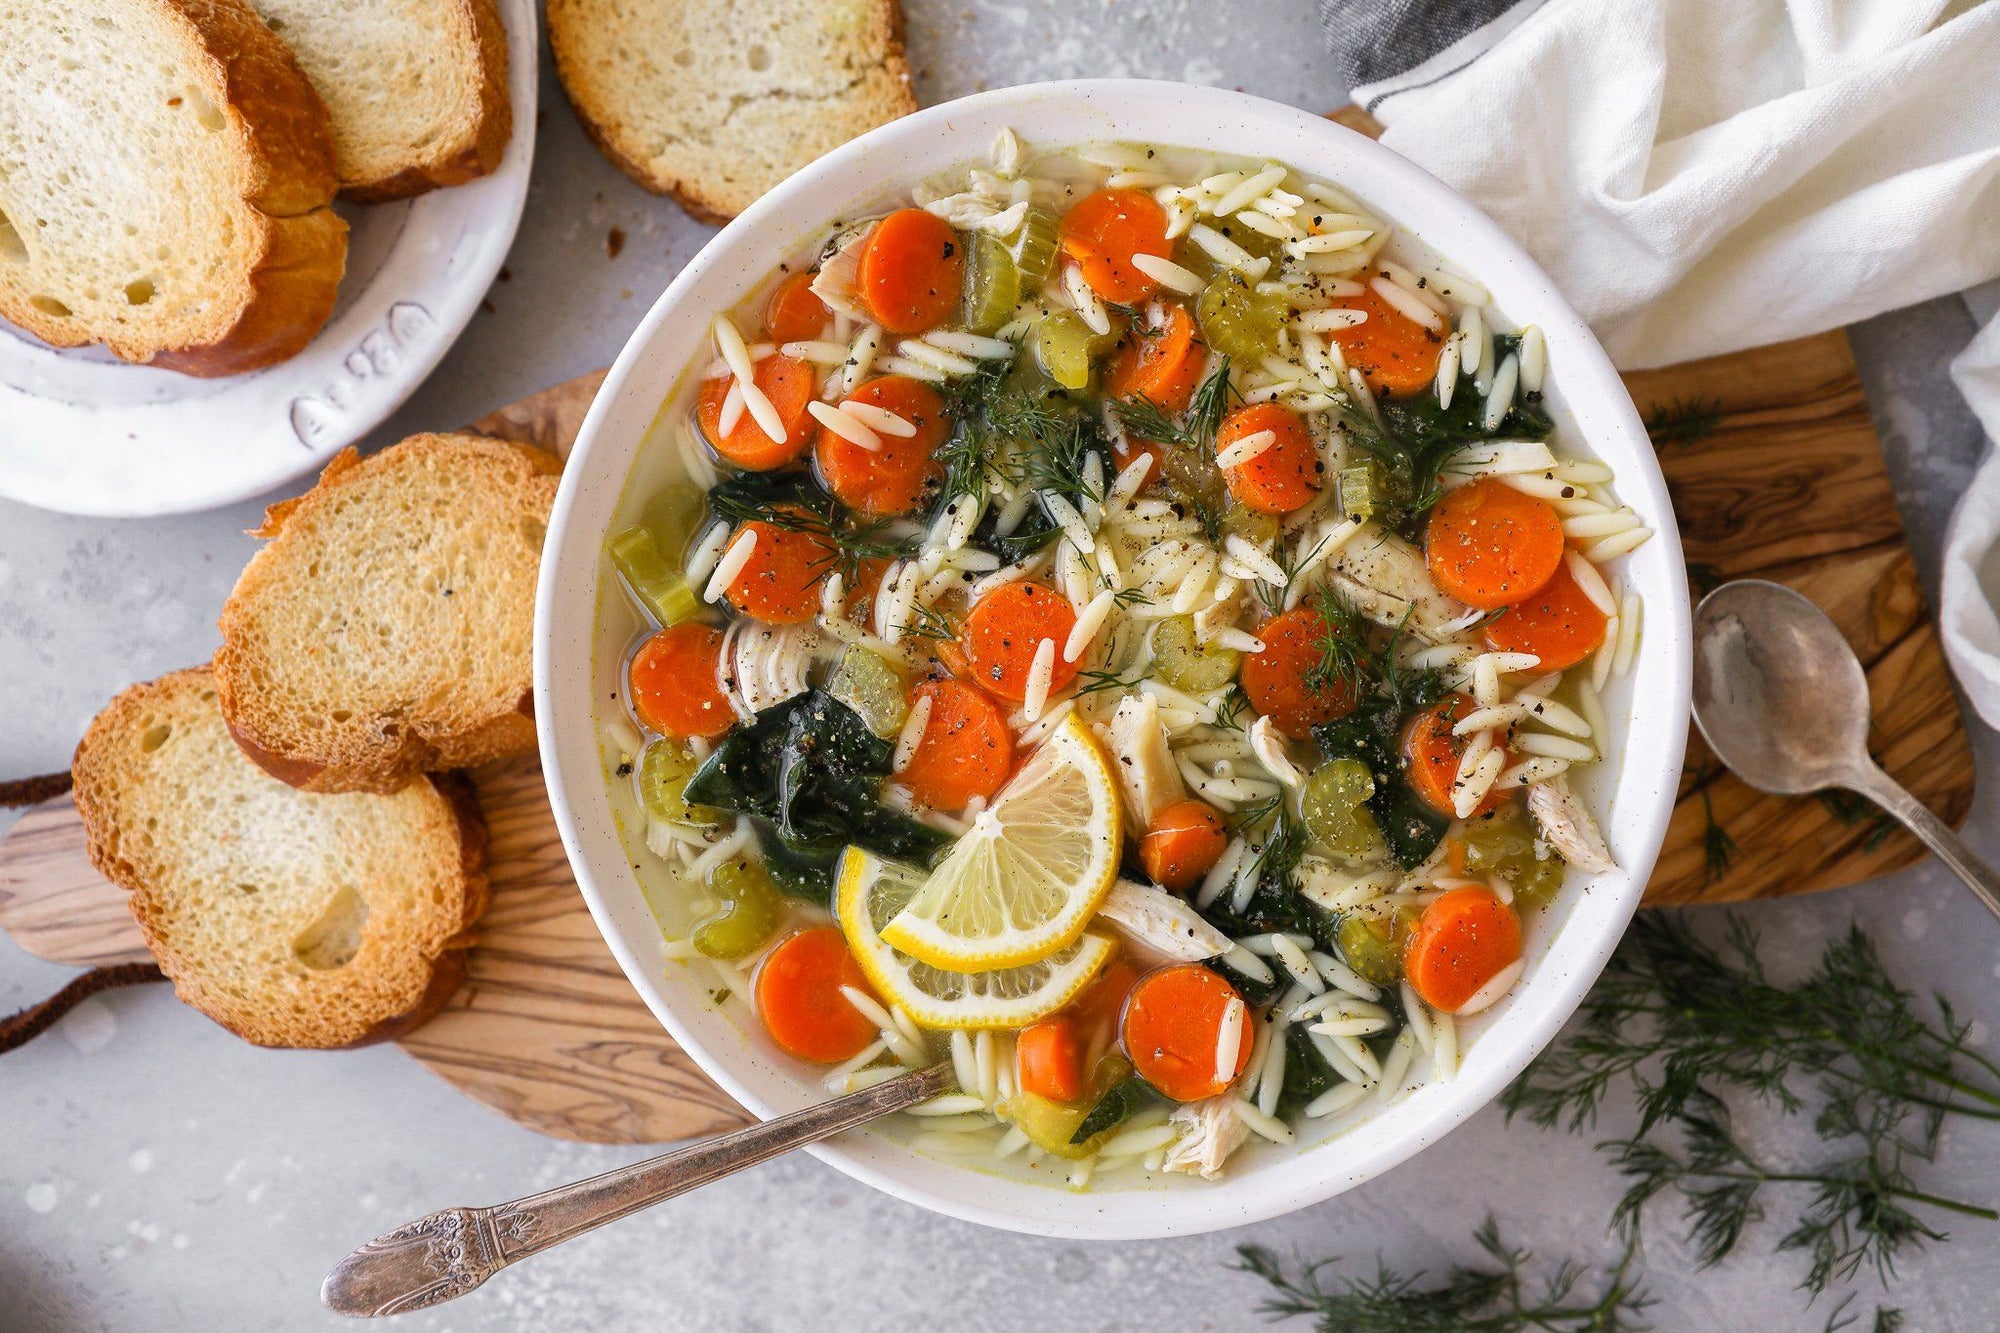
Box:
[535,80,1690,1239]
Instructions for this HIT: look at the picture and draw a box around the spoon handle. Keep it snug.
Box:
[320,1063,952,1318]
[1845,766,2000,923]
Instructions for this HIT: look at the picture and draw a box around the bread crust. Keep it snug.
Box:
[547,0,917,222]
[335,0,514,202]
[0,0,348,376]
[71,667,490,1049]
[215,434,560,795]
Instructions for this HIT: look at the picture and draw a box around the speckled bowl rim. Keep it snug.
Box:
[535,80,1691,1240]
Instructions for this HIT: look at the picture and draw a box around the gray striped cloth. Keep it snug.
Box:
[1317,0,1547,113]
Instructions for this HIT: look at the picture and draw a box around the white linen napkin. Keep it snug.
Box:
[1319,0,2000,724]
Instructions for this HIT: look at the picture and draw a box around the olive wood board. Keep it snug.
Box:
[0,112,1974,1143]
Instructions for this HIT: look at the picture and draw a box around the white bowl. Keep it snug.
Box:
[534,80,1691,1240]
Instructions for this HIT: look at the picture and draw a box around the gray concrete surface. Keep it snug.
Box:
[5,3,1999,1328]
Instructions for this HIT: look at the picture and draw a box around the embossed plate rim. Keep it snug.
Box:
[0,0,537,518]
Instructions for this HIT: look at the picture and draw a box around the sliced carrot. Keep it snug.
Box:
[1110,437,1167,488]
[1058,189,1172,302]
[1120,964,1254,1102]
[627,623,732,739]
[722,511,836,625]
[1106,304,1204,413]
[1218,403,1322,515]
[1017,1015,1087,1103]
[1139,799,1229,892]
[1067,955,1140,1040]
[695,354,817,471]
[814,375,948,517]
[1404,886,1522,1013]
[1424,477,1565,610]
[895,678,1013,811]
[1240,605,1362,740]
[855,208,964,334]
[961,582,1080,704]
[1402,693,1509,819]
[1328,273,1447,398]
[754,925,880,1062]
[764,269,829,343]
[1480,559,1609,672]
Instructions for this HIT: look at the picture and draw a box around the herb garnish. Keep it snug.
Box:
[704,470,914,584]
[1235,1220,1652,1333]
[1505,914,2000,1295]
[1645,395,1723,447]
[1302,582,1372,697]
[1819,788,1897,854]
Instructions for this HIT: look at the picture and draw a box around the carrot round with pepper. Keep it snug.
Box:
[1480,559,1609,672]
[1121,964,1254,1102]
[1016,1014,1086,1103]
[814,375,948,517]
[721,512,835,625]
[1403,887,1522,1013]
[754,925,881,1062]
[1425,476,1565,609]
[1058,188,1173,302]
[1105,304,1204,412]
[855,208,964,334]
[695,354,817,471]
[1328,273,1447,398]
[961,582,1080,703]
[764,269,830,343]
[895,678,1013,810]
[1140,799,1229,891]
[1403,693,1508,819]
[1240,605,1362,739]
[627,622,732,739]
[1217,403,1322,515]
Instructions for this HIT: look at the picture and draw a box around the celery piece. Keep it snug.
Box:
[1336,463,1379,521]
[963,234,1022,334]
[1300,759,1387,865]
[1008,206,1061,288]
[1196,271,1286,363]
[1032,310,1119,391]
[692,856,786,959]
[1150,615,1242,693]
[827,647,911,739]
[609,526,700,626]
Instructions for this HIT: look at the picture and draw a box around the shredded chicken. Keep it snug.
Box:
[1095,879,1231,962]
[1102,694,1185,835]
[808,221,875,321]
[1528,774,1617,874]
[1161,1097,1250,1180]
[1328,523,1473,643]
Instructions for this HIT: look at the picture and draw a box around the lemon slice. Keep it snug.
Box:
[879,712,1121,971]
[835,848,1114,1029]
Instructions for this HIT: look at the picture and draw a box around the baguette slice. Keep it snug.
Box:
[547,0,917,222]
[0,0,347,375]
[216,432,561,794]
[245,0,511,200]
[71,667,489,1049]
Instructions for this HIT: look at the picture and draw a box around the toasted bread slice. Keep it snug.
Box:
[246,0,511,200]
[71,667,489,1049]
[547,0,917,222]
[0,0,347,376]
[215,432,561,794]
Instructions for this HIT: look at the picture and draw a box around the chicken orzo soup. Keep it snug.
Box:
[595,131,1651,1188]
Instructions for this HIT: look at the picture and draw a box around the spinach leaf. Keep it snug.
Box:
[684,691,950,902]
[1070,1078,1150,1145]
[1275,1026,1340,1119]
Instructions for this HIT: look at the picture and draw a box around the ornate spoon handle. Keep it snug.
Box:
[322,1064,952,1317]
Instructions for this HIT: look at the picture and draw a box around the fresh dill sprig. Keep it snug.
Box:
[1228,792,1282,834]
[1819,788,1897,854]
[1698,781,1738,884]
[1645,395,1723,447]
[1212,684,1252,732]
[704,484,914,583]
[905,602,956,642]
[1111,586,1153,609]
[1303,582,1372,697]
[1233,1220,1652,1333]
[1602,1089,1992,1296]
[1504,914,2000,1295]
[1244,802,1310,889]
[1073,668,1145,696]
[1823,1297,1903,1333]
[1111,357,1234,458]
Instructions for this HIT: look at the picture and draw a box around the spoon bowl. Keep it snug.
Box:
[1691,580,1874,792]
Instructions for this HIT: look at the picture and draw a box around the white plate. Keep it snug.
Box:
[538,81,1693,1238]
[0,0,538,518]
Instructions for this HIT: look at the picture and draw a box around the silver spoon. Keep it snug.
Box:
[321,1063,952,1317]
[1691,579,2000,920]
